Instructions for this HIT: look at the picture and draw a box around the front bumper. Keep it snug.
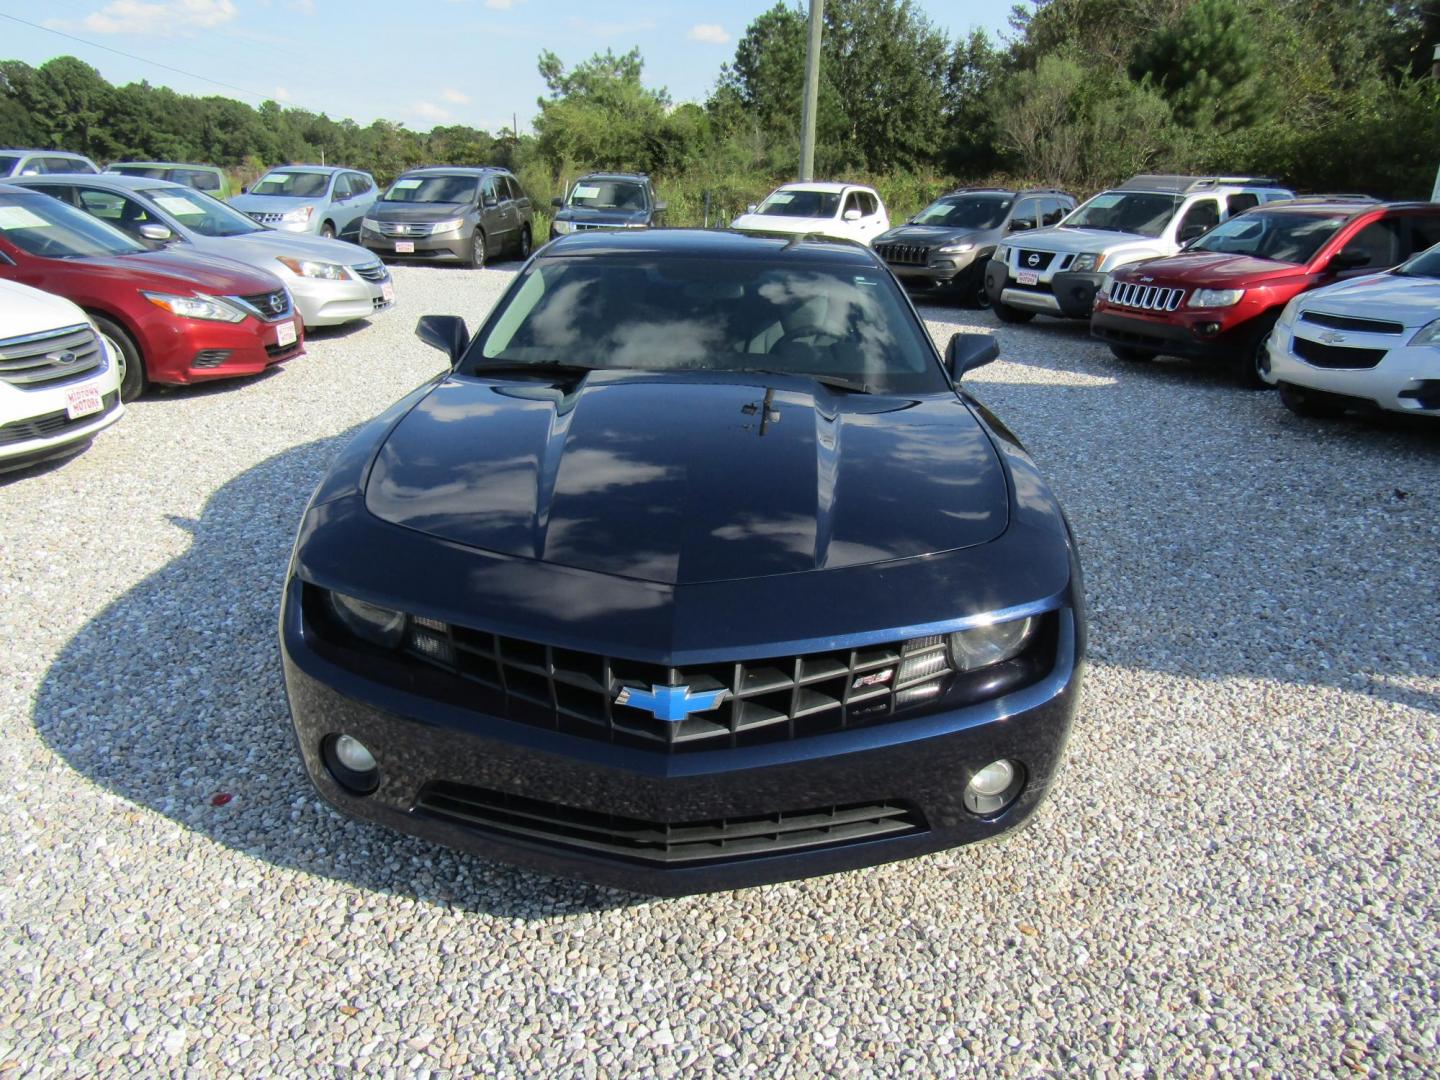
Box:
[1091,308,1255,361]
[281,575,1083,896]
[0,353,124,471]
[360,226,470,262]
[288,273,394,328]
[1265,327,1440,414]
[983,260,1103,318]
[886,252,982,288]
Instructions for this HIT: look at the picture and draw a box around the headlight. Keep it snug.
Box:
[937,241,975,255]
[948,616,1037,672]
[431,217,465,234]
[281,205,315,224]
[1410,319,1440,346]
[552,220,574,235]
[361,217,379,231]
[141,291,246,323]
[1070,253,1101,273]
[1187,288,1245,308]
[326,591,406,648]
[276,256,351,280]
[993,245,1011,263]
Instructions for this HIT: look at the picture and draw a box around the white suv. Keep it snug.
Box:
[730,183,889,245]
[982,175,1294,323]
[0,280,124,473]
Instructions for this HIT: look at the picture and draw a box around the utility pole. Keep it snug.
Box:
[798,0,824,182]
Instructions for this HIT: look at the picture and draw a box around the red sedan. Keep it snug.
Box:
[0,184,303,400]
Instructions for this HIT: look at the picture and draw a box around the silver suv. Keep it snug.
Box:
[229,166,379,241]
[0,150,99,177]
[982,175,1294,323]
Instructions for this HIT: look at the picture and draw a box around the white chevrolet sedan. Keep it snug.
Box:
[1264,244,1440,419]
[730,182,889,245]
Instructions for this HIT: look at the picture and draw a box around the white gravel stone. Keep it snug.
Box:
[0,261,1436,1077]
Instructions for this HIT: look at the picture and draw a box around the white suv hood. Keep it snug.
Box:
[730,213,838,236]
[0,279,89,338]
[1008,226,1168,263]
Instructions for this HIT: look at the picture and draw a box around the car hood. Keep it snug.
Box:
[730,214,837,236]
[1015,226,1167,260]
[73,249,285,294]
[1112,251,1301,286]
[555,206,649,227]
[1299,272,1440,329]
[0,277,87,334]
[217,230,377,267]
[875,224,989,247]
[367,201,470,222]
[229,194,319,214]
[364,370,1009,586]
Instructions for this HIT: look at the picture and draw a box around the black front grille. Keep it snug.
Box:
[0,391,118,447]
[0,324,104,388]
[1016,249,1056,271]
[372,295,391,311]
[235,290,291,321]
[265,340,303,361]
[352,262,388,282]
[414,784,925,865]
[876,242,931,266]
[1293,337,1387,369]
[1299,311,1404,335]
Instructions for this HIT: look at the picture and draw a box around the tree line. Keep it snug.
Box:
[2,0,1437,223]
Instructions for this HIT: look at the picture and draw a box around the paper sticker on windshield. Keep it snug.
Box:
[853,275,879,287]
[393,179,422,190]
[154,195,201,216]
[0,206,51,230]
[767,192,795,204]
[1086,194,1122,209]
[572,185,600,199]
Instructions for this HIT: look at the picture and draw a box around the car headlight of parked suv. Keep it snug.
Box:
[552,220,575,235]
[277,257,352,280]
[1070,253,1102,273]
[993,245,1011,264]
[141,291,247,323]
[1187,288,1245,309]
[281,205,315,225]
[431,217,465,234]
[1409,319,1440,346]
[360,217,380,232]
[937,242,976,256]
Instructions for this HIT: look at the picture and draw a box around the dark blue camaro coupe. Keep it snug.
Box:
[281,229,1085,895]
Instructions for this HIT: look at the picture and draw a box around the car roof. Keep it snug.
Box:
[262,164,354,175]
[9,173,182,192]
[399,166,507,177]
[109,161,220,171]
[1115,174,1284,194]
[1250,198,1437,215]
[0,149,91,157]
[577,172,648,182]
[542,227,880,266]
[773,181,873,195]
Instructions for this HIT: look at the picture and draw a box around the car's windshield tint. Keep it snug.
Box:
[0,155,22,176]
[1394,243,1440,279]
[466,255,945,394]
[913,195,1011,229]
[568,180,646,210]
[141,185,262,237]
[384,175,478,203]
[1064,191,1183,237]
[0,194,146,257]
[1189,211,1348,264]
[251,170,329,197]
[756,190,841,218]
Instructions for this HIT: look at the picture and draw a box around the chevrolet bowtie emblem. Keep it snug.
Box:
[614,683,729,722]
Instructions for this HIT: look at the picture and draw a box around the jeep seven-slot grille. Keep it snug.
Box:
[0,324,104,388]
[1108,282,1185,311]
[397,620,958,751]
[413,784,925,864]
[1293,337,1387,369]
[875,242,930,266]
[1299,311,1405,335]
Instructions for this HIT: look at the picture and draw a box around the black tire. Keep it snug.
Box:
[517,225,532,260]
[1278,382,1346,419]
[93,314,145,402]
[993,300,1034,324]
[972,279,991,310]
[1109,345,1157,363]
[468,229,487,269]
[1237,314,1280,389]
[320,221,336,239]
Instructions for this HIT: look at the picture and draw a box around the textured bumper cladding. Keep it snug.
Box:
[888,253,980,287]
[281,586,1083,896]
[1091,309,1251,361]
[983,260,1101,318]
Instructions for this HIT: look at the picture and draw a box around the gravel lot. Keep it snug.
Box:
[1,259,1437,1077]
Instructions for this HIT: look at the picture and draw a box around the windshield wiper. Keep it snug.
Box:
[472,360,598,378]
[733,368,874,394]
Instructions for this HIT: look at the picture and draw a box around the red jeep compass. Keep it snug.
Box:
[0,184,303,400]
[1090,198,1440,385]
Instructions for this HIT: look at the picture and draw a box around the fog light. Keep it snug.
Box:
[964,758,1023,816]
[1198,321,1221,336]
[323,733,380,794]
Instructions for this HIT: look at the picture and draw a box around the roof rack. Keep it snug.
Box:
[1117,174,1281,193]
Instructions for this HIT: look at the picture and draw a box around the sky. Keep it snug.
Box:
[0,0,1020,135]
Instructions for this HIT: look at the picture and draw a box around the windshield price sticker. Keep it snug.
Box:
[154,195,201,216]
[572,185,601,199]
[393,179,422,190]
[0,206,52,230]
[768,192,795,205]
[1087,194,1122,209]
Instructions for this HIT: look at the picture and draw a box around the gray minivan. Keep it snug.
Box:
[359,166,534,268]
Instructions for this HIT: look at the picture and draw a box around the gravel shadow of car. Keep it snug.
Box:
[29,431,641,918]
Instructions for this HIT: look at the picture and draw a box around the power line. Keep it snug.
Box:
[0,9,301,107]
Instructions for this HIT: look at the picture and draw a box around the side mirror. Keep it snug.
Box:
[483,193,498,208]
[138,223,173,243]
[1328,247,1370,273]
[946,332,1000,381]
[1008,218,1036,233]
[415,314,469,365]
[551,196,564,208]
[654,200,667,213]
[843,208,862,222]
[746,203,757,214]
[241,185,249,194]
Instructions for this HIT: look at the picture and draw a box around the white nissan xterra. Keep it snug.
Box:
[982,174,1294,324]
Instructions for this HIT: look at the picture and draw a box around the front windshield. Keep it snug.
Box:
[568,180,646,210]
[141,185,261,237]
[1394,243,1440,279]
[913,195,1011,229]
[250,170,330,197]
[383,174,478,203]
[0,193,146,257]
[466,255,945,394]
[1064,191,1183,237]
[111,165,167,178]
[1189,211,1347,265]
[756,189,841,219]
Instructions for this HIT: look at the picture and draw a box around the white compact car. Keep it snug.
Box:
[0,279,123,472]
[1264,246,1440,419]
[730,183,889,245]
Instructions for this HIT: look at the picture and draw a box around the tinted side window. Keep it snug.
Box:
[351,173,373,194]
[1040,198,1065,226]
[1177,198,1221,240]
[505,176,525,202]
[77,188,155,235]
[176,169,220,191]
[1403,214,1440,258]
[1227,193,1260,216]
[1342,219,1403,268]
[842,191,863,217]
[332,173,352,199]
[1011,199,1040,228]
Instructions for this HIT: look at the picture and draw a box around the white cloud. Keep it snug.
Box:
[273,86,291,101]
[439,88,470,105]
[484,0,518,8]
[48,0,238,36]
[411,101,454,123]
[687,23,729,45]
[290,0,315,13]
